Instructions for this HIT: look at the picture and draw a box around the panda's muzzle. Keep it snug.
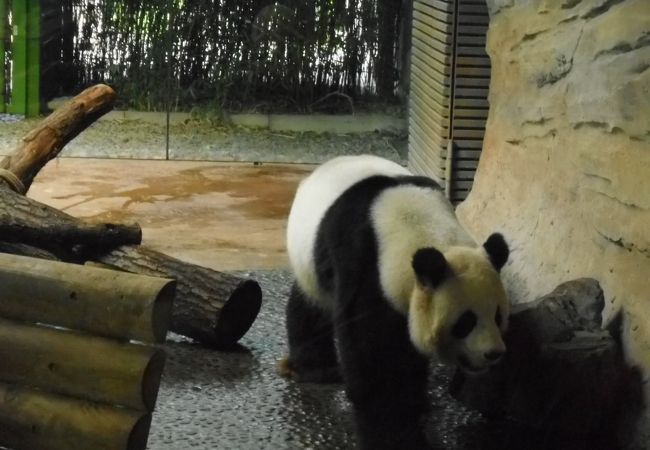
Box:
[484,350,504,362]
[457,355,488,375]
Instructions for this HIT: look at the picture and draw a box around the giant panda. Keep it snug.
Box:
[278,155,510,450]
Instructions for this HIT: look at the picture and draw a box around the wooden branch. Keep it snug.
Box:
[0,253,175,343]
[0,318,165,412]
[96,246,263,348]
[0,84,116,192]
[0,186,142,259]
[0,383,151,450]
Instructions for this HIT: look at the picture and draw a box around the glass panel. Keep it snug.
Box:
[21,0,406,164]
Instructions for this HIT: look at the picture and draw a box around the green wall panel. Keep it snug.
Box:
[7,0,40,117]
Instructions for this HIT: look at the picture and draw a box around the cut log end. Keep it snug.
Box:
[128,413,153,450]
[213,279,263,348]
[152,280,177,343]
[142,349,167,412]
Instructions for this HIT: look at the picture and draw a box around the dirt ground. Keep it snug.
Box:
[28,158,310,271]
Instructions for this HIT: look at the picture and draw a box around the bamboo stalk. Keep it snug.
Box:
[0,382,152,450]
[0,318,165,411]
[0,253,175,343]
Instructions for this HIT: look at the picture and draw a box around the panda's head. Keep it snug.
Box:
[408,233,510,375]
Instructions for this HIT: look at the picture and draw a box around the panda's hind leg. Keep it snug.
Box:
[278,283,341,383]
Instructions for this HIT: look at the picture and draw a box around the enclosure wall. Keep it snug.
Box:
[456,1,650,445]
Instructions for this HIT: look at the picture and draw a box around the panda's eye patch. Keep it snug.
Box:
[495,307,502,327]
[451,311,477,339]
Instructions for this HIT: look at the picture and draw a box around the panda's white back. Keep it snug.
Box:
[287,155,410,303]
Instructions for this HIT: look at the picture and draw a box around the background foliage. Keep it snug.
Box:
[42,0,409,113]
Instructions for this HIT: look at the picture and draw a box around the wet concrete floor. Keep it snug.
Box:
[147,270,616,450]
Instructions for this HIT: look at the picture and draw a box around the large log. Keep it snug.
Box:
[0,383,151,450]
[0,318,165,411]
[0,186,142,260]
[0,253,175,343]
[0,84,116,193]
[97,246,263,348]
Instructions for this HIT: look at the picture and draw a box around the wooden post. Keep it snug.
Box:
[0,253,175,343]
[0,383,152,450]
[0,318,166,411]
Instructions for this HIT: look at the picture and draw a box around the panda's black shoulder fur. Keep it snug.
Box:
[311,173,440,449]
[314,174,441,294]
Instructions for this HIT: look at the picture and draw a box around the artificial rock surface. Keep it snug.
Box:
[450,279,644,449]
[455,1,650,442]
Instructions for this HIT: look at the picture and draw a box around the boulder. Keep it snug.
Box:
[450,279,644,449]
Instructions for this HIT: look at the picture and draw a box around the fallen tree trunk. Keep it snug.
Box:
[97,246,262,348]
[0,186,141,260]
[0,84,116,193]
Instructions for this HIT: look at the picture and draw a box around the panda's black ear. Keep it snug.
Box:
[483,233,509,272]
[412,247,448,289]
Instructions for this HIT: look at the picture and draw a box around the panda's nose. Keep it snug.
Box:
[484,350,504,362]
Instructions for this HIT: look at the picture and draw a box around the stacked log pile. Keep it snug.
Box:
[0,84,263,349]
[0,252,175,450]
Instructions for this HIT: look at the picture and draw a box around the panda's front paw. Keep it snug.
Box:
[277,356,296,379]
[277,356,342,383]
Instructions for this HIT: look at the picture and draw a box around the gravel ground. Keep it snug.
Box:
[0,115,407,164]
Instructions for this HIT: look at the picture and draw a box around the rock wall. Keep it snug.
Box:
[456,0,650,440]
